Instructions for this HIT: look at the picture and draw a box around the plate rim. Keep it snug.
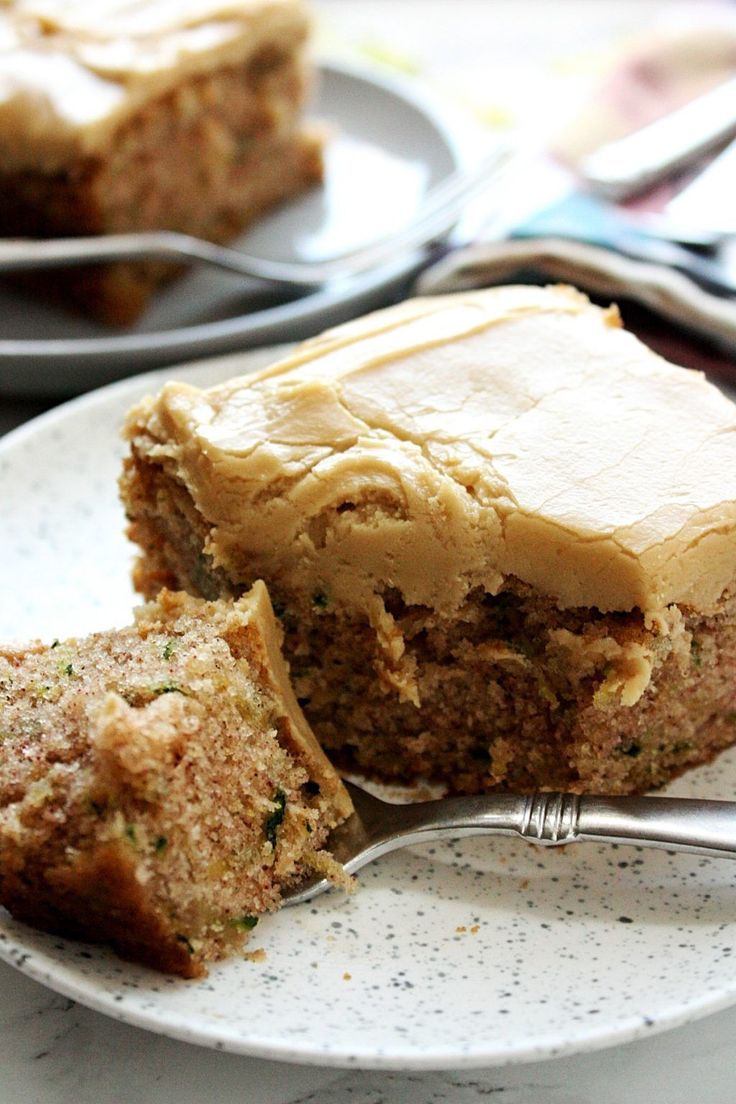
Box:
[3,355,736,1069]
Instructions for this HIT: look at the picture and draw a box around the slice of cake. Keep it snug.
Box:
[121,285,736,796]
[0,0,323,324]
[0,585,352,977]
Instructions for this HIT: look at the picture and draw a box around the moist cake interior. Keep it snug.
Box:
[0,586,351,976]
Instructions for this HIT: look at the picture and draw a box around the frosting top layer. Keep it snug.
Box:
[127,285,736,617]
[0,0,308,170]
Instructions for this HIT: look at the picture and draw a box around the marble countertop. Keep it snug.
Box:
[3,956,736,1104]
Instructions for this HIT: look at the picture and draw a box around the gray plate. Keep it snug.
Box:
[0,61,461,397]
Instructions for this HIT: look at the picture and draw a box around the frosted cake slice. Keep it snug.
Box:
[0,0,323,323]
[121,285,736,796]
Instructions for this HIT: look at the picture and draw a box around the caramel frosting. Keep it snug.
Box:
[0,0,309,170]
[125,285,736,618]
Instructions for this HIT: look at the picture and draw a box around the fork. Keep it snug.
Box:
[284,779,736,905]
[0,147,509,291]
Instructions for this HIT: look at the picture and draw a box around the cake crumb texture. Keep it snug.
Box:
[0,585,351,976]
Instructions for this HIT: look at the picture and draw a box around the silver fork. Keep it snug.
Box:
[285,779,736,905]
[0,147,509,290]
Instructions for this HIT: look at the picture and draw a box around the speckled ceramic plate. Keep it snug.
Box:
[2,350,736,1070]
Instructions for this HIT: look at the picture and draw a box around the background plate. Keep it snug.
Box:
[2,351,736,1069]
[0,61,462,397]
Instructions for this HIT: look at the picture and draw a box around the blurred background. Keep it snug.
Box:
[316,0,736,152]
[315,0,736,378]
[3,0,736,400]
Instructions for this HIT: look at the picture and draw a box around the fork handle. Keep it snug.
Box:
[284,792,736,907]
[386,793,736,860]
[524,793,736,858]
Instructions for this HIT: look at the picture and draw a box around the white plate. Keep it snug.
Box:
[3,352,736,1070]
[0,61,464,398]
